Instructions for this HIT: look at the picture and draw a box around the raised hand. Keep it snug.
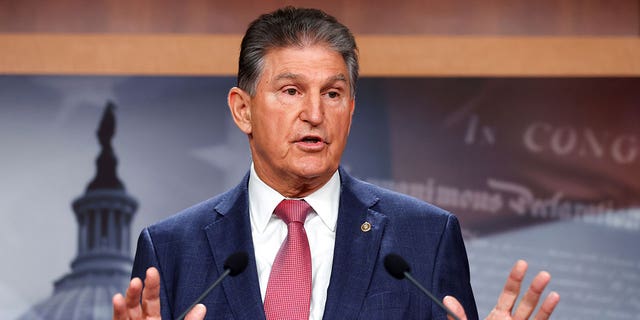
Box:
[443,260,560,320]
[112,267,207,320]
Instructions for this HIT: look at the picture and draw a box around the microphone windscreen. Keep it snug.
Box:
[224,251,249,276]
[384,253,411,279]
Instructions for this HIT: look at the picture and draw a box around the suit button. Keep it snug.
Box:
[361,221,372,232]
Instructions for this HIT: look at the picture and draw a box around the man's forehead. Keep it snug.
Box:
[262,45,346,69]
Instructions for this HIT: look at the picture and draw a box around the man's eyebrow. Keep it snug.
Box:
[274,73,347,83]
[324,74,347,88]
[275,72,301,81]
[331,74,347,82]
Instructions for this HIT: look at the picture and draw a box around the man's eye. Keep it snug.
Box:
[285,88,297,95]
[327,91,339,98]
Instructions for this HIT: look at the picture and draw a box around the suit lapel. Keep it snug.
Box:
[200,170,387,319]
[323,169,388,319]
[204,175,266,320]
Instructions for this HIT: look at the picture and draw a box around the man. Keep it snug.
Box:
[113,7,559,320]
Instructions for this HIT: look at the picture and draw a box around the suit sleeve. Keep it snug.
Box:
[131,227,174,319]
[432,214,479,320]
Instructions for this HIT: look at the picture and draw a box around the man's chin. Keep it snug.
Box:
[291,163,336,182]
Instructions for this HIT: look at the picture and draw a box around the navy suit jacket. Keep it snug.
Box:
[132,168,478,319]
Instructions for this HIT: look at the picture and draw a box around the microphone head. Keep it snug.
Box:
[384,253,411,280]
[224,251,249,276]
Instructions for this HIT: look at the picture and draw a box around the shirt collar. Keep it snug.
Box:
[248,163,340,233]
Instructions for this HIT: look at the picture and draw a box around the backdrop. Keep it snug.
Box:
[1,76,638,319]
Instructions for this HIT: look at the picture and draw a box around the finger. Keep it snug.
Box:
[495,260,528,313]
[443,295,467,320]
[534,291,560,320]
[124,277,144,319]
[141,267,162,317]
[514,271,551,320]
[112,293,128,320]
[184,304,207,320]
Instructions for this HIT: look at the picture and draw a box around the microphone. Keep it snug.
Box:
[384,254,461,320]
[176,251,249,320]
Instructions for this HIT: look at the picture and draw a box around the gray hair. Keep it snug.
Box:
[238,7,359,98]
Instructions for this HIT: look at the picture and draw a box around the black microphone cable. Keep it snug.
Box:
[384,253,461,320]
[176,251,249,320]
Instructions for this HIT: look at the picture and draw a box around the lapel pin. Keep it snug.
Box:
[361,221,372,232]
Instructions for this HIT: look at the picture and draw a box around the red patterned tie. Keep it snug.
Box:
[264,199,313,320]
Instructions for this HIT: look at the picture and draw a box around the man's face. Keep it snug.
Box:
[229,44,355,196]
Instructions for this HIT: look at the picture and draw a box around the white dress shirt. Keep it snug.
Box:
[249,164,340,320]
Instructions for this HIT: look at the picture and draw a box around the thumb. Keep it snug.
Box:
[184,304,207,320]
[443,295,467,320]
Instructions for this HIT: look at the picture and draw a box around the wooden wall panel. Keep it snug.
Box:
[1,0,638,76]
[2,34,639,76]
[1,0,638,35]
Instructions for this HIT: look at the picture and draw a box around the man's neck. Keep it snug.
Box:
[252,163,336,198]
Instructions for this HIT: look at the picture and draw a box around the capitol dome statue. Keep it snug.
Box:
[20,102,137,319]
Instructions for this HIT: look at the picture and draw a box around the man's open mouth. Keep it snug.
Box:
[301,136,322,143]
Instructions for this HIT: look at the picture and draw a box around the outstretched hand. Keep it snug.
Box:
[112,267,207,320]
[117,261,559,320]
[443,260,560,320]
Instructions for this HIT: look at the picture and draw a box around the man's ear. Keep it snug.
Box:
[346,98,356,133]
[228,87,252,134]
[349,98,356,117]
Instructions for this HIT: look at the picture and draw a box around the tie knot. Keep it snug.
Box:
[274,199,311,224]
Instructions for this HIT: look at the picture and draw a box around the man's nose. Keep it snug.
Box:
[300,93,324,125]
